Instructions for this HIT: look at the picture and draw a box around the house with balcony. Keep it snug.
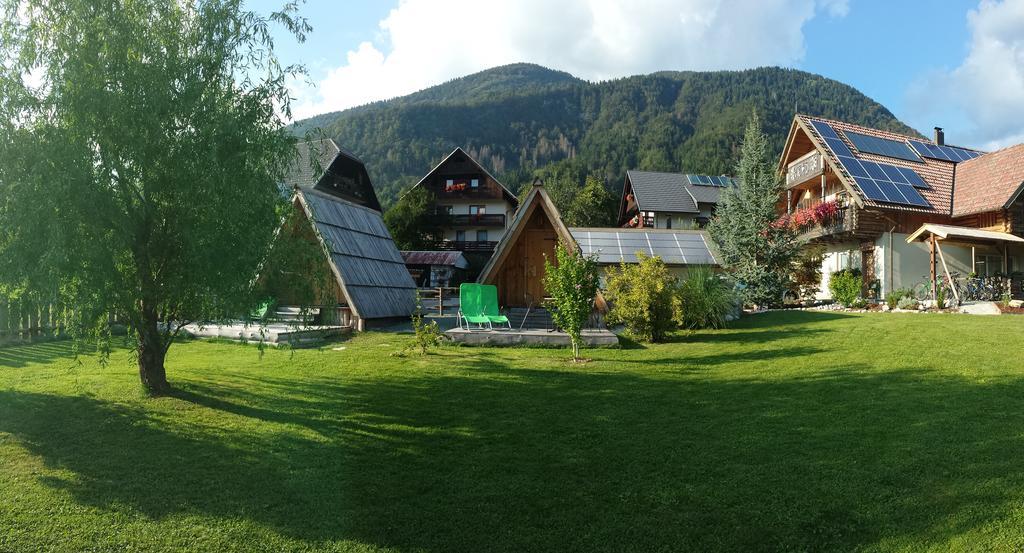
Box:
[407,147,518,255]
[617,171,736,229]
[779,114,1024,300]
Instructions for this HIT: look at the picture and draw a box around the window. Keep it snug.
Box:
[477,230,488,242]
[665,216,672,229]
[444,205,453,214]
[455,230,465,242]
[834,250,862,271]
[469,205,485,215]
[975,255,1019,276]
[471,178,480,188]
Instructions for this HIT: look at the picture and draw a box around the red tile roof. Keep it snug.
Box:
[952,143,1024,217]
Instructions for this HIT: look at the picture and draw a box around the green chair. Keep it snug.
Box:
[250,298,274,321]
[479,284,511,329]
[458,283,491,330]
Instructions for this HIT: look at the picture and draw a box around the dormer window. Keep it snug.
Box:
[471,178,479,188]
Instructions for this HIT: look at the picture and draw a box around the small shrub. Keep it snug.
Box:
[935,286,947,310]
[829,268,862,307]
[885,288,910,310]
[407,296,442,355]
[1002,291,1012,308]
[897,296,918,310]
[543,242,600,361]
[605,252,677,343]
[674,267,734,330]
[790,246,825,301]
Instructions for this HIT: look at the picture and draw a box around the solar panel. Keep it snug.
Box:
[843,130,923,163]
[569,229,718,266]
[843,158,931,207]
[684,175,735,187]
[810,120,933,208]
[810,120,840,139]
[908,140,983,163]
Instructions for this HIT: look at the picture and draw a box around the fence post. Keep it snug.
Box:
[438,287,444,316]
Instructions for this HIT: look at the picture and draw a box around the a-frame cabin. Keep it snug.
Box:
[477,182,576,307]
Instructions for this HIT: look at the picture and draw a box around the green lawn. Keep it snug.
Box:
[3,312,1024,552]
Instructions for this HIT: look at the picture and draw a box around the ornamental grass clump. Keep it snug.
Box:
[674,267,734,330]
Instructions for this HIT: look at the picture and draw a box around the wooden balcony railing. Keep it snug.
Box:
[446,213,506,227]
[786,151,825,189]
[432,240,498,252]
[798,205,855,241]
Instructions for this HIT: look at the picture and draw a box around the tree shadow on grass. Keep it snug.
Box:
[5,353,1024,551]
[0,340,88,369]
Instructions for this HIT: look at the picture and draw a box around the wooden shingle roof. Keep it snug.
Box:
[297,189,416,320]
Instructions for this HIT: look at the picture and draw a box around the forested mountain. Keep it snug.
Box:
[292,63,919,207]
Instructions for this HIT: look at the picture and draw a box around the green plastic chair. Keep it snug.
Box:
[458,283,491,330]
[250,298,274,321]
[479,284,511,329]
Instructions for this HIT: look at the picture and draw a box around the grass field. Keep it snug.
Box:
[4,311,1024,552]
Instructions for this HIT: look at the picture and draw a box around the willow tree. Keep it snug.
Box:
[0,0,309,393]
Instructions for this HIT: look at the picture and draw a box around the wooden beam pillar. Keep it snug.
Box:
[929,234,937,300]
[821,174,826,201]
[787,190,792,214]
[936,240,960,306]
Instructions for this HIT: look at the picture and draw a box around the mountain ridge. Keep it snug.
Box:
[291,63,920,207]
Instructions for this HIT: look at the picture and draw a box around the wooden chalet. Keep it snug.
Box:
[407,147,519,256]
[618,171,735,229]
[779,115,1024,299]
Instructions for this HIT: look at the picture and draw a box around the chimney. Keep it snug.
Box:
[934,127,945,146]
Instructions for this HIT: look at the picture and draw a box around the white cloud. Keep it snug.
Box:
[907,0,1024,150]
[290,0,848,120]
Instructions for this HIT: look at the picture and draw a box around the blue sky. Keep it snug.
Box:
[251,0,1024,149]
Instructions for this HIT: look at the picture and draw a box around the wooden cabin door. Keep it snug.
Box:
[524,229,556,305]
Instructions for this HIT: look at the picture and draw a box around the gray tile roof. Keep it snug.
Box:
[627,171,698,213]
[684,180,726,204]
[627,171,732,213]
[301,189,417,319]
[283,138,341,190]
[569,228,720,266]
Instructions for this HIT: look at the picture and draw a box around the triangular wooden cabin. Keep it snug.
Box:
[477,182,576,307]
[268,139,416,330]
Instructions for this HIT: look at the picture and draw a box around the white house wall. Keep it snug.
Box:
[873,232,973,297]
[814,241,861,300]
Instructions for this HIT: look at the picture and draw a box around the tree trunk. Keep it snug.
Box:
[138,309,170,394]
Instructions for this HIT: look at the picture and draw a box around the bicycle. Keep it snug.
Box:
[913,272,962,305]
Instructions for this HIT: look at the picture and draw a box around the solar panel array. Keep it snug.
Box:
[685,175,736,186]
[843,130,923,163]
[908,140,982,163]
[570,229,718,266]
[810,120,932,208]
